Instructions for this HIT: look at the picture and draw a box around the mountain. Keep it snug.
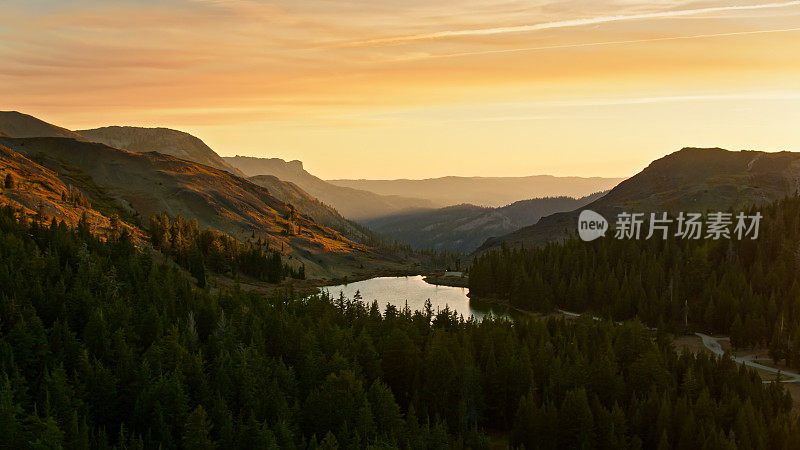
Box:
[78,126,245,177]
[364,193,604,253]
[0,136,399,277]
[327,174,624,208]
[224,155,435,220]
[0,111,86,141]
[7,116,369,243]
[477,147,800,253]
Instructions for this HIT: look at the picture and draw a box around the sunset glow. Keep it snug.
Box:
[2,0,799,179]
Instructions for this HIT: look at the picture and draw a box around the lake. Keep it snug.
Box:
[319,275,510,321]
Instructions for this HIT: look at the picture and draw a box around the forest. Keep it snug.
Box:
[1,204,799,449]
[149,212,304,287]
[469,195,800,368]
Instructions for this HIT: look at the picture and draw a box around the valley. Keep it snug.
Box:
[4,1,800,447]
[3,110,800,448]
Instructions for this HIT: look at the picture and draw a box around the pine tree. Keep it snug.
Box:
[183,405,215,450]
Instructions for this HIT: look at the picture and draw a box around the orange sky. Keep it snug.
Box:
[2,0,799,179]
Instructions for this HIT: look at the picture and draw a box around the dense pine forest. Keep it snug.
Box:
[149,213,305,287]
[1,205,799,449]
[469,196,800,367]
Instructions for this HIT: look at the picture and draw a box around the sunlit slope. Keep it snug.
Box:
[0,136,393,276]
[0,143,143,241]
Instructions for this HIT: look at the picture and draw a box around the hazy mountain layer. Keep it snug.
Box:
[364,193,604,253]
[327,174,624,208]
[224,155,435,220]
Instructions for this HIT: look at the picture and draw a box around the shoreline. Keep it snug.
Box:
[423,274,469,288]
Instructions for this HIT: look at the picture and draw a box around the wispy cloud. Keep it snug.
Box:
[391,27,800,61]
[341,1,800,47]
[544,92,800,107]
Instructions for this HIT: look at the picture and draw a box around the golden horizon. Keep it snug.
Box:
[2,0,799,179]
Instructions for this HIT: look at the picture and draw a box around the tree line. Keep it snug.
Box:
[469,195,800,368]
[149,213,304,286]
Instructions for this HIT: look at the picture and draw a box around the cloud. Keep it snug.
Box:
[389,27,800,61]
[340,1,800,47]
[541,92,800,107]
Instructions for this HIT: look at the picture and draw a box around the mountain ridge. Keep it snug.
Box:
[476,147,800,253]
[0,111,87,141]
[78,125,246,177]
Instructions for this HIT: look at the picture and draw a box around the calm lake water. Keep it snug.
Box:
[319,275,510,321]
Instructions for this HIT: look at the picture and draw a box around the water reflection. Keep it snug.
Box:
[320,275,510,321]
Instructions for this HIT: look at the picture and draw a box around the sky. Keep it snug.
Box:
[1,0,799,179]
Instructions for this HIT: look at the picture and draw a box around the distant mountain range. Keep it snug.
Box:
[476,147,800,253]
[224,156,435,221]
[327,175,624,208]
[363,193,606,253]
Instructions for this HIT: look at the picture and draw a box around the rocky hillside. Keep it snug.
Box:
[79,126,245,177]
[476,147,800,253]
[224,155,434,221]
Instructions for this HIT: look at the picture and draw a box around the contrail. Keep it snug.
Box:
[343,1,800,47]
[391,27,800,61]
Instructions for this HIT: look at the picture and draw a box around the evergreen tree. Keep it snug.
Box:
[183,405,215,450]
